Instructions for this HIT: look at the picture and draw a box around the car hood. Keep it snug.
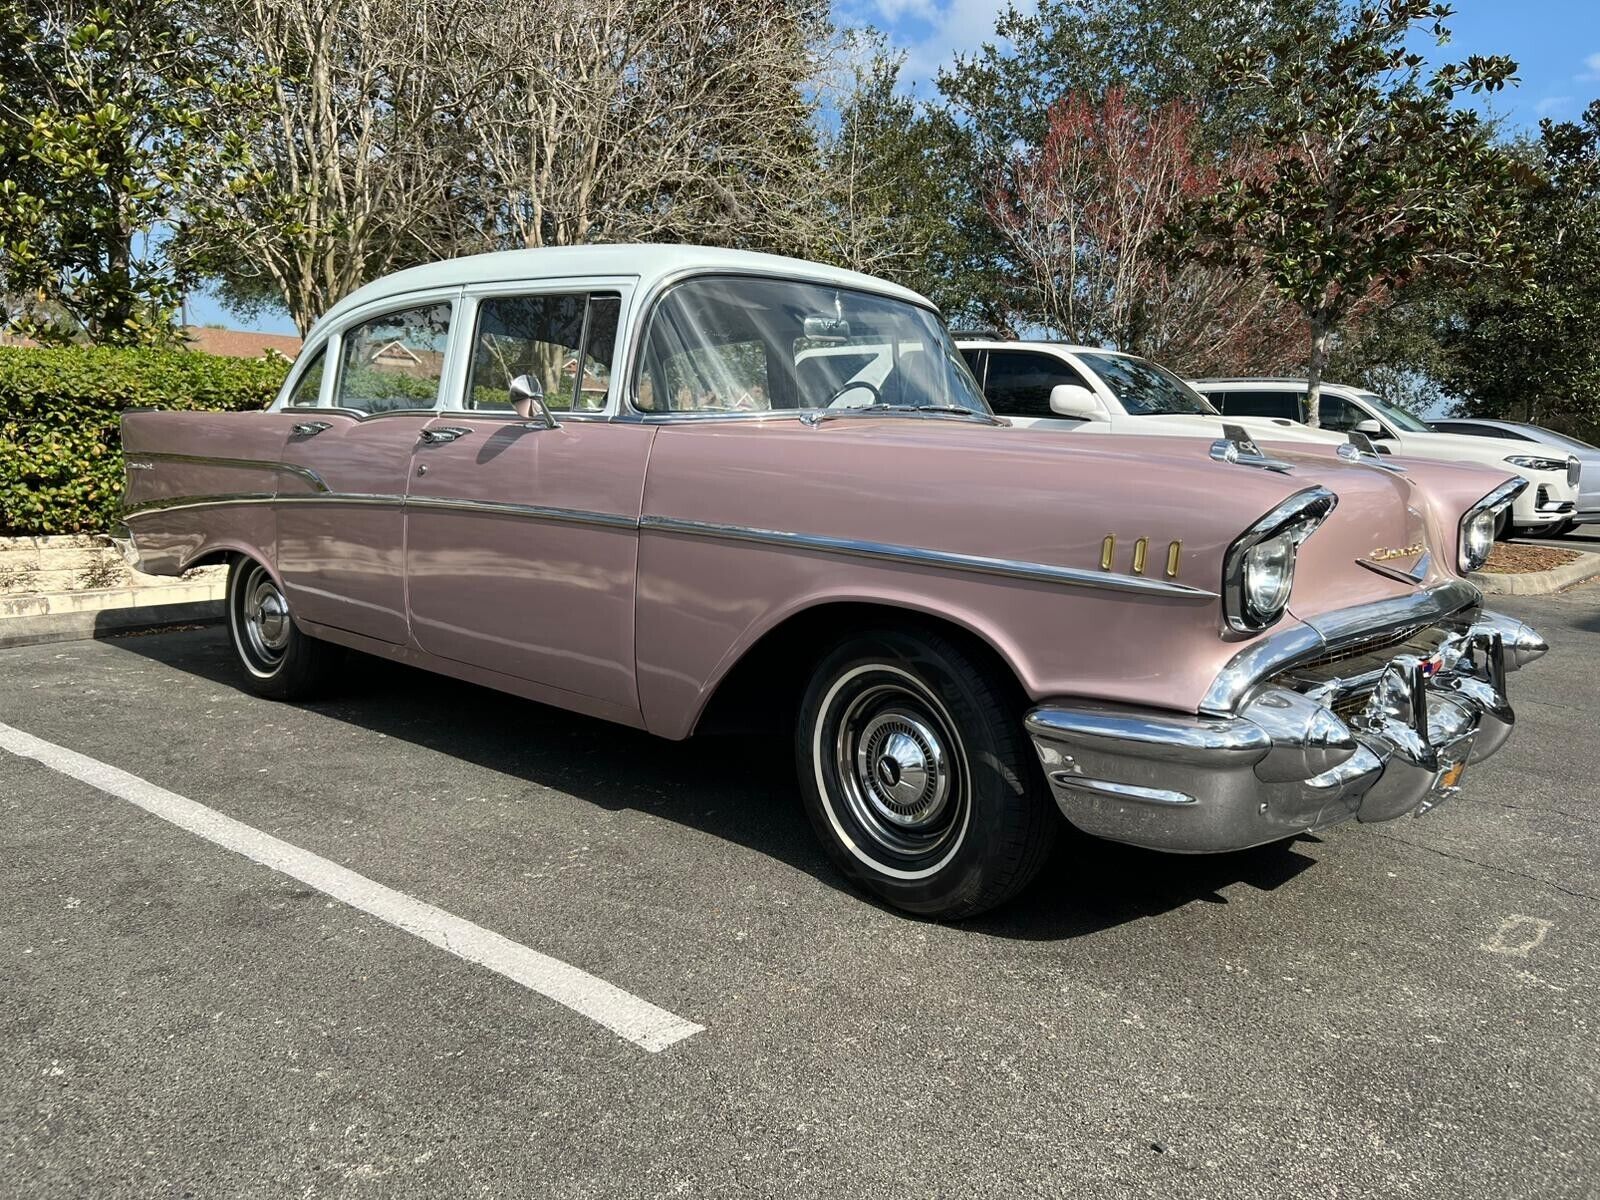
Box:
[1111,412,1347,445]
[1393,429,1576,472]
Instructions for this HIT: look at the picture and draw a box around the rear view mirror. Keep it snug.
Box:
[509,374,559,429]
[1048,384,1103,419]
[802,315,853,344]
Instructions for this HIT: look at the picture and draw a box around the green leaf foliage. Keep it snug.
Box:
[0,346,286,534]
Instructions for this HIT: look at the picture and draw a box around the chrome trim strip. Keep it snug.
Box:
[641,516,1219,598]
[403,495,638,529]
[1200,578,1482,715]
[140,451,330,492]
[1354,549,1432,585]
[1048,773,1197,807]
[122,492,634,529]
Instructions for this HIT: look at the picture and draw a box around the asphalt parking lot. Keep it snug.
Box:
[3,588,1597,1199]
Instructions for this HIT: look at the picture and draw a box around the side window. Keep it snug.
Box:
[335,303,452,414]
[285,349,325,407]
[959,348,985,385]
[466,292,620,413]
[984,350,1092,418]
[1217,390,1297,419]
[1317,394,1374,434]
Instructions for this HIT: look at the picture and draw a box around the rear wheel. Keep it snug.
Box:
[226,556,338,699]
[795,627,1057,919]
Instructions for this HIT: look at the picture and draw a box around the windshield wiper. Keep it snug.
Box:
[801,404,1005,427]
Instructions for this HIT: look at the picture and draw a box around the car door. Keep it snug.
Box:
[403,287,652,717]
[982,350,1097,428]
[276,297,456,645]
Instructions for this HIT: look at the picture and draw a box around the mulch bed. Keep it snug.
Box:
[1479,543,1583,574]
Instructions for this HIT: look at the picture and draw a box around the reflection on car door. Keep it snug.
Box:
[403,290,652,721]
[276,300,453,644]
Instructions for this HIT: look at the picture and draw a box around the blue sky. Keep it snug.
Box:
[195,0,1600,334]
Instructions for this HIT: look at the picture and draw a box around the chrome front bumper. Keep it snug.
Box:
[1026,609,1547,853]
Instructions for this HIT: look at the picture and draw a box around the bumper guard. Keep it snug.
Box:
[1026,609,1546,852]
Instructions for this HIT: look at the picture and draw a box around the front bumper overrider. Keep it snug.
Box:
[1026,602,1547,853]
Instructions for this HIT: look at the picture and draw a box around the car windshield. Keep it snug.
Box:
[1076,352,1219,416]
[1357,392,1433,434]
[634,276,989,417]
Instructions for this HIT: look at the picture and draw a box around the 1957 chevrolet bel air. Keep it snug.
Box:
[116,245,1547,918]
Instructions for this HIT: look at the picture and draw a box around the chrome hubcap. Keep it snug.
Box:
[238,564,290,667]
[834,680,961,859]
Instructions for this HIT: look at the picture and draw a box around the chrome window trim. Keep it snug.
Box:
[453,285,629,417]
[639,516,1218,598]
[1200,578,1482,715]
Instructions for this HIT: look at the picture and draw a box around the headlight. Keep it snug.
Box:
[1243,532,1296,617]
[1458,478,1527,572]
[1223,487,1337,633]
[1504,455,1567,473]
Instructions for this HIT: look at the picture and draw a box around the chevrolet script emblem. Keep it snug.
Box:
[1368,543,1424,562]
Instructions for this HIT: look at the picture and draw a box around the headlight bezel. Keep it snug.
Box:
[1458,478,1527,573]
[1222,487,1338,634]
[1503,454,1568,473]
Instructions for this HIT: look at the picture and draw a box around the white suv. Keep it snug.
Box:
[1191,378,1581,536]
[954,340,1344,446]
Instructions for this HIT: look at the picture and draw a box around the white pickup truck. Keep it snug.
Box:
[954,339,1345,447]
[1191,377,1581,537]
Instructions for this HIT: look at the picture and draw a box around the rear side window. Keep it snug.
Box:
[1215,390,1298,420]
[983,350,1091,418]
[336,303,452,414]
[285,349,325,407]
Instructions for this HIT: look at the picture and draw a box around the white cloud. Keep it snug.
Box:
[835,0,1036,92]
[1579,51,1600,82]
[1535,95,1574,116]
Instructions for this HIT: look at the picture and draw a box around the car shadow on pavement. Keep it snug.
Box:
[112,627,1323,941]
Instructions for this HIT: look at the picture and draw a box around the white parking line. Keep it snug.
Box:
[0,721,703,1053]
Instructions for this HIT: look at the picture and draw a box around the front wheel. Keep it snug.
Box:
[795,628,1057,919]
[226,556,338,699]
[1546,520,1577,538]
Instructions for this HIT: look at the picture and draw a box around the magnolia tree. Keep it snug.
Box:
[0,0,258,345]
[988,88,1303,375]
[1177,0,1521,425]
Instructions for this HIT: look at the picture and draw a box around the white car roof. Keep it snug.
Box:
[319,244,935,330]
[954,339,1133,358]
[1190,378,1368,397]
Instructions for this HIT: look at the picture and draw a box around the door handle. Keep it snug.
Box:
[419,426,473,445]
[291,420,332,437]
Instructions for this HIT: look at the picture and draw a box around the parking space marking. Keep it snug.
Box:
[0,720,703,1053]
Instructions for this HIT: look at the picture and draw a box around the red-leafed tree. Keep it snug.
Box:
[988,87,1304,376]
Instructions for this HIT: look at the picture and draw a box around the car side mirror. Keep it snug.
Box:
[1353,418,1385,437]
[509,374,559,429]
[1048,384,1103,419]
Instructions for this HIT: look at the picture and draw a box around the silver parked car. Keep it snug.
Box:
[1429,418,1599,534]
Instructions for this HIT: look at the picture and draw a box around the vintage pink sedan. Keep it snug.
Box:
[117,246,1546,918]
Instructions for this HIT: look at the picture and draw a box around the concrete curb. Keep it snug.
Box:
[1471,550,1600,596]
[0,599,223,650]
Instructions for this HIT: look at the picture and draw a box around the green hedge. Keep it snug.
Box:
[0,347,289,535]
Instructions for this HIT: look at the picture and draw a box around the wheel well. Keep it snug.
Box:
[691,601,1028,738]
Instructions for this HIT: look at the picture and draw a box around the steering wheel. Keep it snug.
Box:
[825,380,882,409]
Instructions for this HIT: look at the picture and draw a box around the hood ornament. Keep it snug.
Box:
[1209,423,1293,473]
[1336,431,1407,474]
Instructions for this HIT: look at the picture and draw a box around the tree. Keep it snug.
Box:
[812,36,998,321]
[441,0,829,255]
[1176,0,1521,425]
[1434,102,1600,432]
[987,87,1305,373]
[0,0,258,345]
[186,0,466,335]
